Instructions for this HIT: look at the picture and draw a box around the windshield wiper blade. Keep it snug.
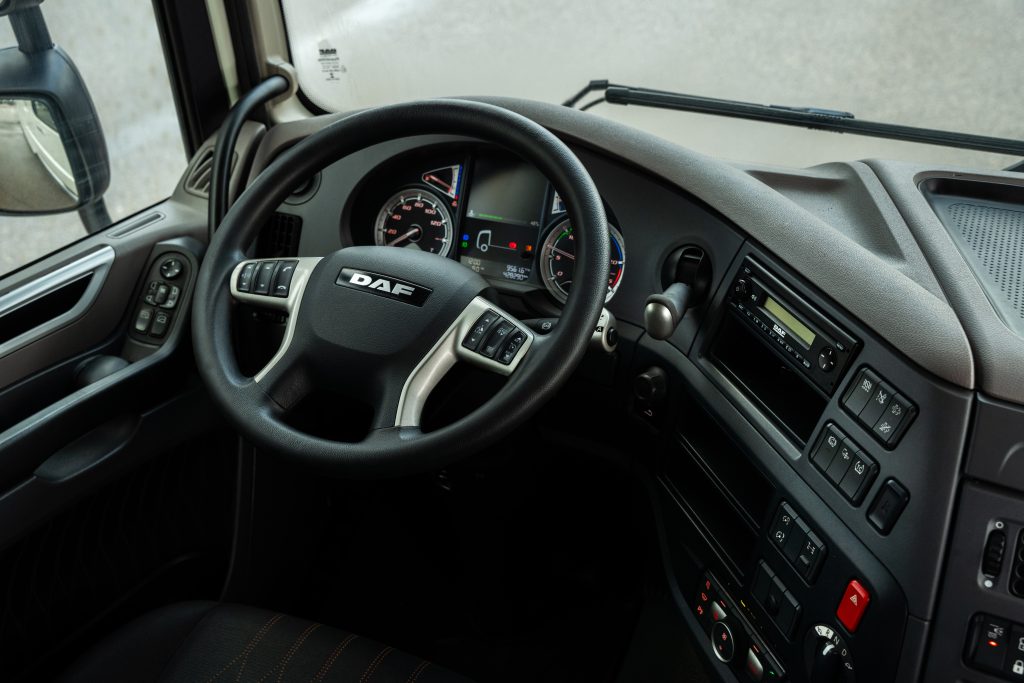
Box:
[565,81,1024,159]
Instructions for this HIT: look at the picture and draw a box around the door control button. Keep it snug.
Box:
[150,310,171,338]
[154,284,169,305]
[134,307,154,333]
[159,257,183,280]
[161,285,180,309]
[836,579,870,633]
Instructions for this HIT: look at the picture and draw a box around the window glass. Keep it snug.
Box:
[0,1,186,276]
[281,0,1023,171]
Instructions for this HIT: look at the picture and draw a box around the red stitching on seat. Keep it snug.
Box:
[206,612,283,683]
[359,646,393,683]
[407,660,431,683]
[235,614,285,682]
[251,622,320,683]
[313,633,358,682]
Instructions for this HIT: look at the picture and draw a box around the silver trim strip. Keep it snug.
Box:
[395,296,534,427]
[229,257,322,382]
[0,246,116,361]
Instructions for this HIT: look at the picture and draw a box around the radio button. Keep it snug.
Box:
[817,346,837,372]
[859,381,895,428]
[843,368,879,415]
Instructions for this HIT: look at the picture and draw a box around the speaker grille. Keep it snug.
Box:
[947,202,1024,323]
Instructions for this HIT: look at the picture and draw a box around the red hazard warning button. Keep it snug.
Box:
[836,579,870,632]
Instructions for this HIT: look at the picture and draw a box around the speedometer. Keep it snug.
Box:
[374,189,454,257]
[541,220,625,303]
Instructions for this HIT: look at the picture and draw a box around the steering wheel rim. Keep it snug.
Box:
[192,99,608,477]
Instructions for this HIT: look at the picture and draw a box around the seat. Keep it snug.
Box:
[60,601,475,682]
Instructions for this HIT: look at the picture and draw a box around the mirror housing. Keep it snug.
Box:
[0,41,110,217]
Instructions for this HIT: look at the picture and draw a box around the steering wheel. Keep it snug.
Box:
[192,100,609,476]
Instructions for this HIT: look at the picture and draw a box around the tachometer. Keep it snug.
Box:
[374,189,454,257]
[541,220,625,303]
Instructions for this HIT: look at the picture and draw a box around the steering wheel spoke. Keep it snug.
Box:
[392,296,535,428]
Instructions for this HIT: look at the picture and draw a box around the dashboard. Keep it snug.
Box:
[242,97,1024,683]
[344,145,625,305]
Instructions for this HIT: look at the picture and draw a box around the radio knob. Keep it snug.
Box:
[733,278,749,298]
[818,347,837,372]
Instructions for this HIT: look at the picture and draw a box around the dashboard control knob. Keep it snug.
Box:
[804,624,855,683]
[818,346,837,372]
[733,278,749,298]
[633,367,667,404]
[711,621,735,663]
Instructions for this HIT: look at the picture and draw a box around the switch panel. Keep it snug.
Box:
[811,423,878,506]
[766,502,827,583]
[842,365,917,448]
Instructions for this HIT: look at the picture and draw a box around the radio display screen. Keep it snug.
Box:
[764,296,816,348]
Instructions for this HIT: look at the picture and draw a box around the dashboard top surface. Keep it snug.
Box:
[247,96,1024,402]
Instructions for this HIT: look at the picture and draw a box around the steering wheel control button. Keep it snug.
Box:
[159,257,183,280]
[253,261,278,295]
[836,579,870,633]
[236,262,257,292]
[272,261,298,297]
[480,320,516,358]
[462,310,501,351]
[134,307,154,333]
[867,478,910,535]
[711,621,735,662]
[150,311,171,338]
[498,329,527,365]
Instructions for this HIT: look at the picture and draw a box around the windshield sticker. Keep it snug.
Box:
[316,40,345,83]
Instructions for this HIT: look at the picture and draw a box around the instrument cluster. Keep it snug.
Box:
[346,145,625,304]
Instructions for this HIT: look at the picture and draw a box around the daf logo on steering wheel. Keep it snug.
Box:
[335,267,432,306]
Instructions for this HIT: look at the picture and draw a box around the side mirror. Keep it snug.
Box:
[0,7,110,225]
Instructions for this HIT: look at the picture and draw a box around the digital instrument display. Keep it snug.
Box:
[763,296,816,348]
[458,155,547,282]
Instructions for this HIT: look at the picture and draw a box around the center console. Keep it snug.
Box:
[633,243,974,682]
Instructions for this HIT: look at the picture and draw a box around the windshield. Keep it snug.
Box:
[281,0,1023,170]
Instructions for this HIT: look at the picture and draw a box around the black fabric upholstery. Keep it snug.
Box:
[61,602,474,683]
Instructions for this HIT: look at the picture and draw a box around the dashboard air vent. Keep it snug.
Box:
[183,148,237,199]
[183,148,214,198]
[256,212,302,258]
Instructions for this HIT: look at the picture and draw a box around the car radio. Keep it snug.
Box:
[726,258,858,395]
